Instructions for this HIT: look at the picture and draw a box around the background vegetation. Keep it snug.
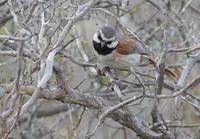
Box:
[0,0,200,138]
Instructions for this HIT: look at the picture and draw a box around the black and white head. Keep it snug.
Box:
[93,26,118,55]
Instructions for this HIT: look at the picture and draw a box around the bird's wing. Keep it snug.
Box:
[115,39,148,55]
[99,52,177,80]
[97,52,140,69]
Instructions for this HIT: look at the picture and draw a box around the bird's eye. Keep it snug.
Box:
[98,34,102,41]
[106,41,112,44]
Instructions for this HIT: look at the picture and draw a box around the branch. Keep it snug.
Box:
[88,94,143,137]
[19,0,97,117]
[4,84,174,139]
[0,35,28,41]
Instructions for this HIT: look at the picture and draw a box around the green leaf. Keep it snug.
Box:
[130,4,141,13]
[0,27,7,35]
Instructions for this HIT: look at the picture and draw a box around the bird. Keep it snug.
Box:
[92,26,177,79]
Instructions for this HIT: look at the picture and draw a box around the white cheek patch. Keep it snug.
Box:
[93,33,100,43]
[107,41,118,48]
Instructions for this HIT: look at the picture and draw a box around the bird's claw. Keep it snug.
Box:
[95,64,112,76]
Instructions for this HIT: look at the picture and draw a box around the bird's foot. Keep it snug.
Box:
[95,64,111,76]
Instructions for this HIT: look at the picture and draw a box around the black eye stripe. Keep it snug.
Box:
[106,41,112,44]
[98,32,115,44]
[98,33,102,41]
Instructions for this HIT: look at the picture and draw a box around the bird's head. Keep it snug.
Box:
[93,26,119,55]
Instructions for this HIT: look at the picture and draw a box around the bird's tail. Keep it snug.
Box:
[145,56,178,80]
[148,57,177,80]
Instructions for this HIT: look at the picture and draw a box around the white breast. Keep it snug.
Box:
[98,53,142,69]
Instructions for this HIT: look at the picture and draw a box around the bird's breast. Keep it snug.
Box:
[98,52,142,69]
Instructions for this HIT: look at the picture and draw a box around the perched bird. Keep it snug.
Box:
[92,26,177,79]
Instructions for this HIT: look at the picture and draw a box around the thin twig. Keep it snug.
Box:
[73,107,86,130]
[87,94,143,137]
[130,68,146,95]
